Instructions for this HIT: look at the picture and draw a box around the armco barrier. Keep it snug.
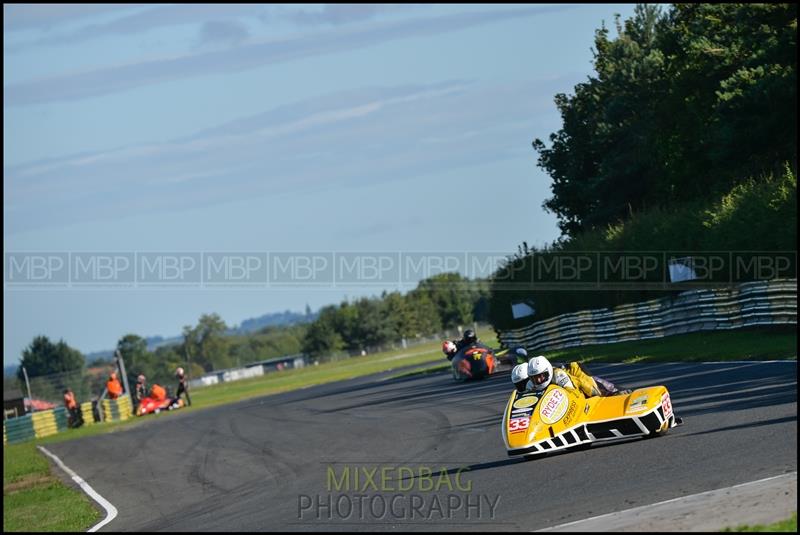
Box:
[499,278,797,352]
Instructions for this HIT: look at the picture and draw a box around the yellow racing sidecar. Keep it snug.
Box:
[502,382,682,457]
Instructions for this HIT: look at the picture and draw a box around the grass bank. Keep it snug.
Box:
[545,327,796,364]
[3,442,99,532]
[722,512,797,532]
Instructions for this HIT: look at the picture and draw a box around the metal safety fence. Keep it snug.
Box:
[498,278,797,352]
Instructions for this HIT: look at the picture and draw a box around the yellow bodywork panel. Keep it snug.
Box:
[503,383,673,455]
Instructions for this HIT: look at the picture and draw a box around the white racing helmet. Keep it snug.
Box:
[527,355,553,391]
[513,347,528,361]
[511,364,530,392]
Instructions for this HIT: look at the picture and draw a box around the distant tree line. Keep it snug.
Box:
[15,320,308,400]
[301,273,489,358]
[116,318,308,387]
[15,273,489,395]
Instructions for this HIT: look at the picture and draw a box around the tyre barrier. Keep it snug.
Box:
[81,401,95,426]
[3,397,129,445]
[101,395,133,422]
[4,407,71,445]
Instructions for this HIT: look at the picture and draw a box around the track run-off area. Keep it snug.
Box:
[46,361,797,531]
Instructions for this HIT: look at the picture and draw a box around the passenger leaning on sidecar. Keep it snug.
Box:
[441,329,479,361]
[511,355,629,397]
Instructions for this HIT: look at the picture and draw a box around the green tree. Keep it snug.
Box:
[116,334,148,380]
[298,274,486,358]
[229,342,255,367]
[383,291,416,339]
[534,4,670,234]
[665,3,797,184]
[353,297,395,350]
[406,292,442,335]
[413,273,481,328]
[17,336,85,381]
[301,306,345,358]
[182,313,231,372]
[533,3,797,237]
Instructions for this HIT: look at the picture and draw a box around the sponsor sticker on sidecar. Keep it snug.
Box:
[562,401,578,425]
[508,417,530,434]
[626,394,650,413]
[465,348,486,360]
[539,389,568,424]
[513,396,538,409]
[511,407,533,417]
[661,392,673,419]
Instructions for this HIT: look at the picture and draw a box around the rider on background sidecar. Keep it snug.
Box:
[441,328,480,360]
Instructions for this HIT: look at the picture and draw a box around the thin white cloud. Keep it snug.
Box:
[6,4,426,49]
[4,5,578,107]
[197,20,250,47]
[11,81,470,179]
[3,4,145,32]
[5,76,577,233]
[286,4,420,26]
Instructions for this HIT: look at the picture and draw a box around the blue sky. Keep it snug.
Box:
[4,3,637,366]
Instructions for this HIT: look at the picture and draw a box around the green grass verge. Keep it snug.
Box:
[543,327,796,364]
[3,441,50,485]
[3,443,100,532]
[722,512,797,532]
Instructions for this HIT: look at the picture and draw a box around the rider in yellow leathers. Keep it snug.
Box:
[512,355,628,397]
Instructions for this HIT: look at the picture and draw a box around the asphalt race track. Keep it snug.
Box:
[47,361,797,531]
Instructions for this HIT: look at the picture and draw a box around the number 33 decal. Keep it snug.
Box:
[508,417,530,432]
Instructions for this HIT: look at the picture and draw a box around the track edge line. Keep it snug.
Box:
[37,445,118,532]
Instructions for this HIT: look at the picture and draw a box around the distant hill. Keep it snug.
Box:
[82,308,316,364]
[83,334,184,363]
[143,335,183,350]
[84,349,115,364]
[229,309,316,334]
